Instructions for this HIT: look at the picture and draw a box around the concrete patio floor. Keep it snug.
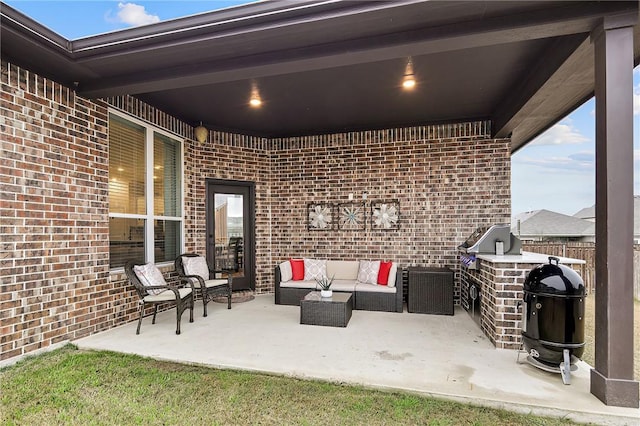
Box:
[75,295,639,425]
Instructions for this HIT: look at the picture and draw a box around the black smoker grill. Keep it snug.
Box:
[519,256,586,385]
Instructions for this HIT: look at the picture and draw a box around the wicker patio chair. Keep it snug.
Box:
[175,253,232,317]
[124,261,194,335]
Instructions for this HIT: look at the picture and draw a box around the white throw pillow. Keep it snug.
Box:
[133,263,166,295]
[357,260,380,285]
[303,258,327,281]
[387,263,398,288]
[279,261,293,282]
[182,256,210,286]
[183,256,210,279]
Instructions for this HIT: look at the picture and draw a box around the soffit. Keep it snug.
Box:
[1,0,638,148]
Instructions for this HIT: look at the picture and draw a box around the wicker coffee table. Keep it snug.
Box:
[300,292,353,327]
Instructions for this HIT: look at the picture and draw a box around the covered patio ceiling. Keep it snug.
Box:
[1,0,639,151]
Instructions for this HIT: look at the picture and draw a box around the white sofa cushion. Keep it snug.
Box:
[280,280,317,289]
[357,260,380,284]
[326,260,359,280]
[279,260,293,282]
[133,263,166,295]
[303,258,327,281]
[329,280,358,292]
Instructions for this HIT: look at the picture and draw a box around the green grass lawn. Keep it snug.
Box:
[581,297,640,380]
[1,345,578,426]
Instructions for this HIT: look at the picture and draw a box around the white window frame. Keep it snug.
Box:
[108,109,185,269]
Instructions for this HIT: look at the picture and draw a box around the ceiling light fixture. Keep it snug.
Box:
[249,80,262,108]
[402,57,416,90]
[194,121,208,144]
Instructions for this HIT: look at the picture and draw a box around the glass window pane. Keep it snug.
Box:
[213,194,243,274]
[154,133,181,217]
[109,217,145,268]
[109,115,145,215]
[154,220,180,263]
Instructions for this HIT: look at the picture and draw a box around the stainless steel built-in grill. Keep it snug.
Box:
[458,224,522,326]
[458,224,522,269]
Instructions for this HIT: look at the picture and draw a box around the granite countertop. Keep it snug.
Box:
[476,251,586,265]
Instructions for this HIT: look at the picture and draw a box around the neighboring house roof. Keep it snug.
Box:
[572,196,640,235]
[2,1,639,149]
[512,209,594,238]
[573,206,595,221]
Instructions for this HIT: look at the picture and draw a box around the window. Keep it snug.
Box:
[108,112,183,269]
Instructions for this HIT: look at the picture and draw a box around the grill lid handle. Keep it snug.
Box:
[549,256,560,265]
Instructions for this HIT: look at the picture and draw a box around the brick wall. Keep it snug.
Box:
[461,262,529,349]
[269,128,512,303]
[1,61,512,362]
[1,61,114,360]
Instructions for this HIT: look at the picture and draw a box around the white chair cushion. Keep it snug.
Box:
[133,263,166,295]
[204,279,228,288]
[143,287,192,302]
[357,260,380,285]
[279,260,293,282]
[303,258,327,281]
[182,256,210,287]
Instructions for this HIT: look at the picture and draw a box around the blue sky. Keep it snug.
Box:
[5,1,639,217]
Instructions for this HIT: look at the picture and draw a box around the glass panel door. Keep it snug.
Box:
[207,180,254,291]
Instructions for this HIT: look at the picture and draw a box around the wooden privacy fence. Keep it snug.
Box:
[522,242,640,300]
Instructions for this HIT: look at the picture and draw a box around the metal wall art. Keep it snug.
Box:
[307,203,334,230]
[337,202,366,230]
[307,200,400,231]
[371,200,400,230]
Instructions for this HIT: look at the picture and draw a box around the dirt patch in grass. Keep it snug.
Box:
[581,296,640,380]
[1,345,580,426]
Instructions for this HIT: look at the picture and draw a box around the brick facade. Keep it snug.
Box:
[1,61,113,360]
[461,262,530,349]
[1,61,511,362]
[460,258,583,349]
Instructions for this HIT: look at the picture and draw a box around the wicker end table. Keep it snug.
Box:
[300,292,353,327]
[407,267,454,315]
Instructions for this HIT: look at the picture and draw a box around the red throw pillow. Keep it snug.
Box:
[377,261,392,285]
[290,259,305,281]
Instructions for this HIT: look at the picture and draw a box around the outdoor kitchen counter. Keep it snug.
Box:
[476,251,585,265]
[462,251,585,350]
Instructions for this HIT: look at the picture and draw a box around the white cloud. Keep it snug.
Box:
[530,120,590,146]
[568,151,595,163]
[513,150,594,173]
[634,83,640,116]
[116,2,160,26]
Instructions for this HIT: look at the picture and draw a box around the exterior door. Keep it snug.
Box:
[206,179,255,291]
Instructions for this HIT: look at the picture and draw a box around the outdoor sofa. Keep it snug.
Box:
[274,259,403,313]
